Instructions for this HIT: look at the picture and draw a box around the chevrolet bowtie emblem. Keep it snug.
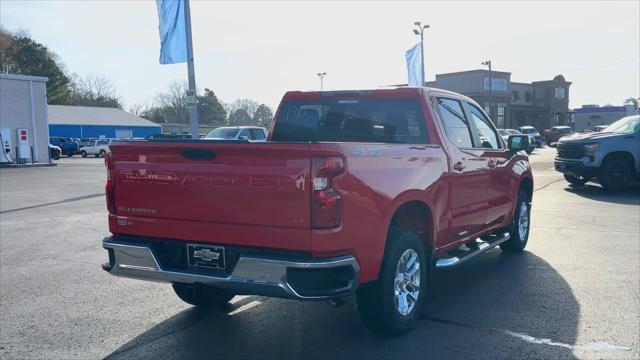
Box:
[192,249,220,262]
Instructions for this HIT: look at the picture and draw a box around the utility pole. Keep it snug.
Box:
[413,22,430,86]
[184,0,199,138]
[482,60,493,120]
[317,72,327,91]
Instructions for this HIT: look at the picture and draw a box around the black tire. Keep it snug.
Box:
[356,229,428,335]
[81,151,87,158]
[67,153,74,157]
[564,173,588,187]
[499,190,531,253]
[172,283,235,307]
[99,150,106,158]
[94,154,100,158]
[599,158,632,190]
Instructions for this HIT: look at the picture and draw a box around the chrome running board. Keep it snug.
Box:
[435,232,511,268]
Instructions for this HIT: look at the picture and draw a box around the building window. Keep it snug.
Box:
[525,92,532,102]
[555,87,565,99]
[512,90,520,102]
[483,77,508,92]
[497,106,505,128]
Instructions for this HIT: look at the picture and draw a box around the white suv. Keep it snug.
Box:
[205,126,268,142]
[79,139,111,158]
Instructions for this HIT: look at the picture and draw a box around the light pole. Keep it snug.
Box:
[413,22,429,86]
[317,72,327,91]
[482,60,493,121]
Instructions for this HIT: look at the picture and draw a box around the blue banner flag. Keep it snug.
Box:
[156,0,187,64]
[405,43,423,87]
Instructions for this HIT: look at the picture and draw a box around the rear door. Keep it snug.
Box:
[110,141,312,250]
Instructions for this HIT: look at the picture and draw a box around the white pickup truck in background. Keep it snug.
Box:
[79,139,111,158]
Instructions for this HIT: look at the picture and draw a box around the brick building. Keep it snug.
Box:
[426,70,571,130]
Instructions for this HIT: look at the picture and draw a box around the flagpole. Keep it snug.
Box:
[184,0,199,138]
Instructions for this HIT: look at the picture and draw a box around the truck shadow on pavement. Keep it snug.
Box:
[563,183,640,205]
[106,250,581,360]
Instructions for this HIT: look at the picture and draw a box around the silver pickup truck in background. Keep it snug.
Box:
[555,115,640,189]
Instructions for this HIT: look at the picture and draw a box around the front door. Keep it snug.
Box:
[463,101,514,227]
[432,96,491,248]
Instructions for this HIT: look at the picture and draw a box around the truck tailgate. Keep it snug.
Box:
[109,141,311,250]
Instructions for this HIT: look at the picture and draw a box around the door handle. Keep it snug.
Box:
[453,161,466,171]
[488,159,496,168]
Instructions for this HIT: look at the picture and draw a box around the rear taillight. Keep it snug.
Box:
[311,157,344,229]
[104,152,115,214]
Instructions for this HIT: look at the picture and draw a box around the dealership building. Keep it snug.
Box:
[48,105,161,139]
[571,101,640,132]
[427,70,572,130]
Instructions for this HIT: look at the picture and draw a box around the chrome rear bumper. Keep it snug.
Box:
[102,237,359,300]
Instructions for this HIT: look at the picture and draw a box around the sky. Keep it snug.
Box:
[1,0,639,111]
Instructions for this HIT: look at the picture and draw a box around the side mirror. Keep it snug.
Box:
[508,134,530,153]
[239,136,249,141]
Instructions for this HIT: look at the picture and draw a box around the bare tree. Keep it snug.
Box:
[69,73,121,108]
[154,81,189,124]
[229,99,259,118]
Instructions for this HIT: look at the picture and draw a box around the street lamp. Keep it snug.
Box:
[482,60,493,120]
[413,22,430,86]
[317,72,327,91]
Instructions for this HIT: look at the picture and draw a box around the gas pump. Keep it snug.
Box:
[0,128,14,164]
[16,128,30,163]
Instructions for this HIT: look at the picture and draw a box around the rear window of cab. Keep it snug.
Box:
[271,99,429,144]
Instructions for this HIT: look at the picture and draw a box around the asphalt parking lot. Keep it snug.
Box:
[1,148,639,360]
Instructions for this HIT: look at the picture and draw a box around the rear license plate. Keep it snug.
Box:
[187,244,225,269]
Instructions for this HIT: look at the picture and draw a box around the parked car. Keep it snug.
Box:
[48,144,62,160]
[81,138,99,146]
[205,126,268,142]
[517,126,544,147]
[506,129,535,153]
[102,87,533,335]
[555,115,640,189]
[49,137,79,157]
[79,139,111,157]
[543,126,574,146]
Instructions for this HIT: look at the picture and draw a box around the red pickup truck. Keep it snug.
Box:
[102,87,533,335]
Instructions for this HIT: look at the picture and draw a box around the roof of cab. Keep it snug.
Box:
[282,87,465,100]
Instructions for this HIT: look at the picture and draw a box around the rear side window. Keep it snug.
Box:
[271,99,429,144]
[250,129,266,140]
[435,97,473,148]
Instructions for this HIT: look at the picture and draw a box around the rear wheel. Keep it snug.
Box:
[99,150,106,158]
[564,174,588,187]
[80,151,87,158]
[500,190,531,253]
[599,158,631,190]
[356,229,428,335]
[172,283,235,308]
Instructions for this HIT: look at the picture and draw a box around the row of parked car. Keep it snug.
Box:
[49,137,112,160]
[48,127,271,160]
[496,126,543,153]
